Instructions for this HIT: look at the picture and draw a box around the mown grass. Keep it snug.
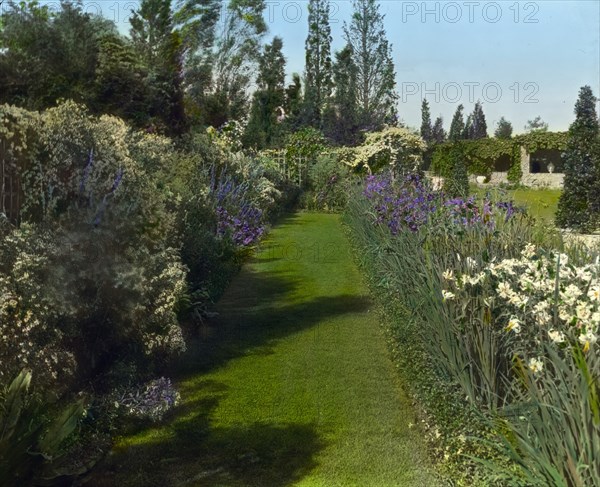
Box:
[89,213,441,487]
[471,185,561,222]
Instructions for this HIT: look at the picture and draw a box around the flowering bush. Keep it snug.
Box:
[0,102,187,391]
[352,126,426,175]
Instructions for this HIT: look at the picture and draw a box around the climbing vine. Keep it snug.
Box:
[431,132,568,183]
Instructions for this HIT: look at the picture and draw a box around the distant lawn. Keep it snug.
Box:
[471,185,561,223]
[89,213,440,487]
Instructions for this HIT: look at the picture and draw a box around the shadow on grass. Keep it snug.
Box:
[175,265,371,376]
[88,379,325,487]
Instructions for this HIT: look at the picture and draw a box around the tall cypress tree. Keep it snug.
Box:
[470,101,488,139]
[323,44,359,145]
[556,86,600,231]
[344,0,397,131]
[449,104,465,141]
[420,99,432,143]
[243,36,286,148]
[303,0,332,127]
[463,114,473,139]
[283,73,303,129]
[432,116,446,144]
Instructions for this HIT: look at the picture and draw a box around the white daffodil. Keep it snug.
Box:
[506,317,521,334]
[497,282,513,300]
[579,330,598,352]
[442,269,455,281]
[548,330,566,344]
[588,286,600,302]
[521,243,536,259]
[535,311,552,326]
[442,290,455,301]
[576,301,592,321]
[559,306,572,322]
[528,357,544,374]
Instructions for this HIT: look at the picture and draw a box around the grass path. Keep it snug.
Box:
[92,213,440,487]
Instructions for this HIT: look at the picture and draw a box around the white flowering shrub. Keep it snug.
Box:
[351,126,426,175]
[0,223,75,389]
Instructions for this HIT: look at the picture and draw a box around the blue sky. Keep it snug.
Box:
[31,0,600,133]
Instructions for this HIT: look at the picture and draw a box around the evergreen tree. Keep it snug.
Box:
[283,73,303,130]
[344,0,397,131]
[524,115,548,133]
[432,116,446,144]
[494,117,513,139]
[449,104,465,141]
[323,44,359,145]
[470,101,488,139]
[303,0,333,127]
[556,86,600,231]
[130,0,187,135]
[443,144,469,197]
[420,99,432,143]
[463,114,473,139]
[243,36,286,148]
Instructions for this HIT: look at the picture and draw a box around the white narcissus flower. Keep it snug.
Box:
[466,257,477,270]
[592,312,600,323]
[442,290,455,301]
[469,272,486,286]
[548,330,566,344]
[533,300,551,313]
[497,282,513,299]
[559,306,572,322]
[576,301,592,321]
[578,331,598,352]
[562,284,582,305]
[506,317,521,334]
[509,293,528,308]
[521,243,536,259]
[442,269,455,281]
[535,311,552,326]
[588,286,600,302]
[528,357,544,374]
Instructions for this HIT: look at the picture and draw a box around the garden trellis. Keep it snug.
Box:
[270,149,309,187]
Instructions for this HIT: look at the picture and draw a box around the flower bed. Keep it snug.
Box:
[345,170,600,486]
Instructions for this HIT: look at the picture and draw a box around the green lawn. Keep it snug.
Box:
[471,185,561,222]
[90,213,440,487]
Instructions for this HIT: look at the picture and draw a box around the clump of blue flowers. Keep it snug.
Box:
[114,377,180,422]
[363,172,523,234]
[211,167,265,247]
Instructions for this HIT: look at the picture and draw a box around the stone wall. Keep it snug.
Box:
[521,172,564,188]
[519,146,564,189]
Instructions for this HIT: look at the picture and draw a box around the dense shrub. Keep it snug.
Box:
[0,102,186,393]
[301,152,355,211]
[351,126,426,175]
